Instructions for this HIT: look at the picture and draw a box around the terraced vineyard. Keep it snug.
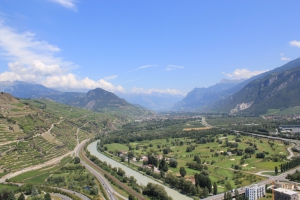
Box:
[0,93,126,177]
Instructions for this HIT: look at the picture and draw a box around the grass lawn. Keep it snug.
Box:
[105,143,128,152]
[25,173,50,184]
[0,183,19,191]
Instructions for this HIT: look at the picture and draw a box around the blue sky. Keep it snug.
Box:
[0,0,300,96]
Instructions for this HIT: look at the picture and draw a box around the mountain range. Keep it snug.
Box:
[175,57,300,115]
[1,57,300,115]
[172,79,245,110]
[0,81,152,117]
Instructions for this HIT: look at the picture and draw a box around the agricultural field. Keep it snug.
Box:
[206,116,278,132]
[265,106,300,116]
[9,156,73,183]
[101,117,290,193]
[105,133,287,192]
[8,156,105,200]
[0,95,123,175]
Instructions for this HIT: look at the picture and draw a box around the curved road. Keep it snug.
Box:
[51,193,72,200]
[75,140,125,200]
[55,187,91,200]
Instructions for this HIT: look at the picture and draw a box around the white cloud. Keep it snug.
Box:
[290,40,300,48]
[0,21,65,66]
[0,60,65,82]
[48,0,77,10]
[164,65,184,71]
[131,87,184,95]
[223,68,269,80]
[127,65,158,73]
[42,74,124,92]
[103,75,118,81]
[0,20,123,93]
[280,53,290,61]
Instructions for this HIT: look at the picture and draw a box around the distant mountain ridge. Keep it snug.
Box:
[118,92,183,111]
[0,81,152,116]
[173,57,300,114]
[214,65,300,115]
[172,79,245,110]
[1,81,59,98]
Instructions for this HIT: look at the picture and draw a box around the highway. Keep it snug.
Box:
[75,140,126,200]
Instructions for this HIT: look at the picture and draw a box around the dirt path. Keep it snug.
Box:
[201,117,213,128]
[287,143,295,160]
[0,118,63,146]
[76,122,90,145]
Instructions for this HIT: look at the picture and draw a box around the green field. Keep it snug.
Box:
[9,156,73,183]
[105,133,288,190]
[0,183,19,191]
[265,106,300,116]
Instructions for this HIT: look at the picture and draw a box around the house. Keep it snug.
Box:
[141,155,148,162]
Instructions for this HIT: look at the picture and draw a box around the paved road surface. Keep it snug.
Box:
[75,140,124,200]
[56,187,91,200]
[51,193,72,200]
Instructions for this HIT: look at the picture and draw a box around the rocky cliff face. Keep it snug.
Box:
[217,66,300,115]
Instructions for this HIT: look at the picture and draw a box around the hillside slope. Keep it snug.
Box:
[0,95,123,176]
[215,66,300,115]
[63,88,154,117]
[0,81,152,117]
[173,57,300,112]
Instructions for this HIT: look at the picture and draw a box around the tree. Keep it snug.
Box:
[224,192,227,200]
[44,193,51,200]
[213,182,217,195]
[120,155,125,162]
[203,187,209,197]
[90,186,98,195]
[225,182,232,191]
[227,191,232,200]
[18,193,25,200]
[21,183,33,195]
[179,167,186,177]
[7,191,16,200]
[31,186,38,196]
[159,157,168,172]
[74,156,80,164]
[117,167,126,176]
[143,183,172,200]
[235,189,241,200]
[128,194,137,200]
[127,151,134,164]
[275,166,278,175]
[194,155,201,164]
[169,158,178,168]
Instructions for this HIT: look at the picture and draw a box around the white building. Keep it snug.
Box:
[245,184,266,200]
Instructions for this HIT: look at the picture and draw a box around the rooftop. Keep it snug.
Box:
[274,188,298,195]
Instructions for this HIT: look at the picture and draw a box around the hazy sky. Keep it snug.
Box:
[0,0,300,95]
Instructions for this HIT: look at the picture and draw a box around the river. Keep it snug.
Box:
[87,141,192,200]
